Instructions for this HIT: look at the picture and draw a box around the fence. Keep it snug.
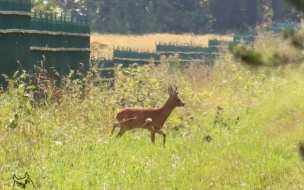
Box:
[272,22,300,34]
[0,0,90,86]
[0,0,31,81]
[95,58,115,79]
[30,11,90,74]
[156,40,226,64]
[94,48,161,80]
[114,47,160,67]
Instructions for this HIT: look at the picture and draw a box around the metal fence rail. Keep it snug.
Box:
[30,11,90,74]
[96,59,116,79]
[0,0,31,82]
[113,48,160,68]
[0,0,90,86]
[156,41,223,64]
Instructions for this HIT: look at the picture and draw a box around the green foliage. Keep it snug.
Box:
[231,26,304,67]
[229,0,304,67]
[229,44,264,66]
[283,28,304,49]
[114,63,163,108]
[209,0,256,32]
[32,0,303,34]
[286,0,304,13]
[31,0,64,13]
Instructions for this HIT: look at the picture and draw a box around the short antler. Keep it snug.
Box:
[173,85,178,93]
[168,84,178,94]
[168,83,173,94]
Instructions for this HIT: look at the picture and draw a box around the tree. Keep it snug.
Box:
[246,0,259,26]
[230,0,304,67]
[83,0,114,33]
[31,0,64,13]
[31,0,302,34]
[272,0,284,22]
[147,0,204,33]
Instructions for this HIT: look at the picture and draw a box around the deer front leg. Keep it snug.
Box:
[151,131,156,144]
[116,127,126,137]
[111,122,120,136]
[155,130,166,147]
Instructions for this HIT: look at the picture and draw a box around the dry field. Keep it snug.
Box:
[90,33,232,57]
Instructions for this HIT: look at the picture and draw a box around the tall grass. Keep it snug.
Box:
[1,33,304,189]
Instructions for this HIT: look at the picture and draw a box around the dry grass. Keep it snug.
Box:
[90,33,232,57]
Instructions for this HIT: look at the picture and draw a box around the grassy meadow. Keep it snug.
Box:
[1,33,304,189]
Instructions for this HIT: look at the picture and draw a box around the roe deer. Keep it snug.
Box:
[111,84,185,146]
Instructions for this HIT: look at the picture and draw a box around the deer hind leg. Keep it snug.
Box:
[155,130,167,147]
[150,131,156,144]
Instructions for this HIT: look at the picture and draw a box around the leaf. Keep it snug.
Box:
[17,86,24,96]
[2,74,10,81]
[12,71,19,79]
[26,102,33,110]
[26,85,36,90]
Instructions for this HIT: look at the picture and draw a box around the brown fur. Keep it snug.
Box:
[111,84,185,146]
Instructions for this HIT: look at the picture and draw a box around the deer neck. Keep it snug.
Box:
[159,98,176,121]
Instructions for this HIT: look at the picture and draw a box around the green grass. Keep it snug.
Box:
[1,34,304,189]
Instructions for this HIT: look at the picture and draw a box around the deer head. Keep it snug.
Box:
[168,84,185,107]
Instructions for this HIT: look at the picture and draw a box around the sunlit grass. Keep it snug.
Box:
[1,33,304,189]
